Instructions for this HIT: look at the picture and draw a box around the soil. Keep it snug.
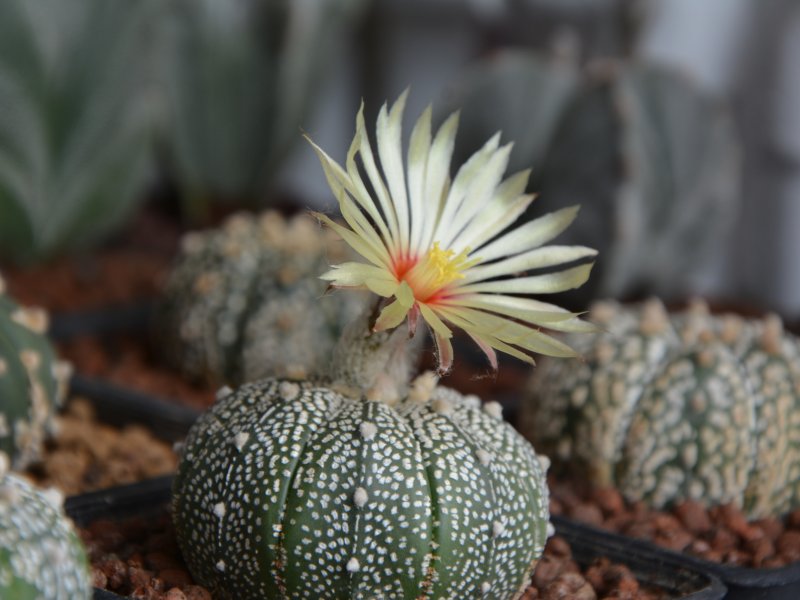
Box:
[550,479,800,569]
[80,506,666,600]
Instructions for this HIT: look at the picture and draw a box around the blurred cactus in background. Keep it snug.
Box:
[441,45,579,177]
[0,0,157,264]
[160,0,366,219]
[447,55,740,304]
[534,61,740,301]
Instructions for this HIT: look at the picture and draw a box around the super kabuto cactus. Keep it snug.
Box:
[172,93,596,598]
[0,274,71,470]
[0,457,92,600]
[525,299,800,519]
[157,211,362,386]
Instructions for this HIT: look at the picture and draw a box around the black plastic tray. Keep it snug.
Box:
[67,477,726,600]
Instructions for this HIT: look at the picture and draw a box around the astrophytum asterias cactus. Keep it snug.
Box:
[0,457,91,600]
[157,211,362,386]
[173,93,595,598]
[0,274,71,470]
[525,299,800,518]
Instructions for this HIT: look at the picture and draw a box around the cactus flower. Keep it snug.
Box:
[307,91,596,373]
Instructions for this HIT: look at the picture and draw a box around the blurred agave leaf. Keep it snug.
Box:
[0,0,157,264]
[161,0,366,215]
[534,60,741,301]
[441,48,580,176]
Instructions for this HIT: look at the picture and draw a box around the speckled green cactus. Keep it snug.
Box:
[171,94,600,598]
[0,460,91,599]
[157,211,363,386]
[525,299,800,518]
[0,274,71,470]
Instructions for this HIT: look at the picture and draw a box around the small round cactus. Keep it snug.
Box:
[172,93,597,598]
[157,211,362,385]
[173,375,550,599]
[0,457,91,599]
[525,299,800,518]
[0,274,72,469]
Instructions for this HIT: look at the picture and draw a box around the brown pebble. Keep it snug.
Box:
[164,589,187,600]
[91,566,108,589]
[753,517,783,542]
[571,502,605,527]
[777,531,800,562]
[710,527,737,553]
[746,537,776,566]
[546,536,572,559]
[159,568,193,589]
[785,509,800,530]
[542,572,597,600]
[147,551,182,571]
[99,558,127,590]
[129,566,154,590]
[533,555,566,589]
[183,586,213,600]
[591,487,624,517]
[654,528,693,552]
[673,500,712,535]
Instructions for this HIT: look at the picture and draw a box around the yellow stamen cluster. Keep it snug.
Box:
[406,243,476,302]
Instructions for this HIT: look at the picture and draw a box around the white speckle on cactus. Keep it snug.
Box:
[762,314,783,355]
[359,421,377,441]
[173,441,185,457]
[213,502,226,518]
[546,522,555,538]
[232,431,249,451]
[432,397,453,416]
[481,582,491,594]
[353,487,368,508]
[279,381,300,400]
[42,487,64,509]
[346,557,360,573]
[476,449,492,466]
[216,386,233,401]
[0,451,8,476]
[408,371,438,403]
[216,560,226,572]
[538,455,551,473]
[19,349,41,371]
[492,520,505,538]
[483,401,503,419]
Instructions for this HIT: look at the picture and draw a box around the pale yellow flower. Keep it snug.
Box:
[307,91,596,373]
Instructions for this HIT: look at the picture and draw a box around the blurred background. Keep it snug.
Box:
[1,0,798,318]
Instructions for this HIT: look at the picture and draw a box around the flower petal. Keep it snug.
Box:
[458,263,594,295]
[374,299,411,332]
[464,245,597,283]
[376,91,411,251]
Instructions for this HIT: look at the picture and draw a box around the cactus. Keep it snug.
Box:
[533,61,740,301]
[525,299,800,518]
[0,0,156,263]
[173,374,551,599]
[161,0,365,213]
[171,93,598,598]
[0,274,71,470]
[441,48,580,177]
[156,211,363,386]
[0,459,91,600]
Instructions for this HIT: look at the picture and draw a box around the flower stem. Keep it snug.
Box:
[327,298,420,403]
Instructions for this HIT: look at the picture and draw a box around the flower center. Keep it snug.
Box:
[402,242,473,303]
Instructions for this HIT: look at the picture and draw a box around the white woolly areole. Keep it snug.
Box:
[359,421,377,441]
[279,381,300,400]
[432,398,453,416]
[173,441,185,457]
[216,560,226,572]
[213,502,226,518]
[483,401,503,419]
[353,487,368,508]
[233,432,249,451]
[546,522,556,538]
[481,582,491,594]
[42,487,65,509]
[492,520,505,538]
[476,449,492,466]
[346,557,360,573]
[538,454,551,473]
[216,386,233,401]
